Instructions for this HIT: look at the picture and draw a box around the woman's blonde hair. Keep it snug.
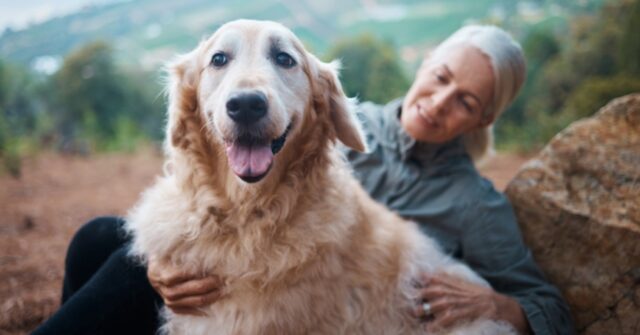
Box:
[431,25,526,163]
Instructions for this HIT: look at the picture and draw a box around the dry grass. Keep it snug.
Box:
[0,149,163,334]
[0,149,529,334]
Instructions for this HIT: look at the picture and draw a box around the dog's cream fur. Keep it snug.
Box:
[126,20,516,335]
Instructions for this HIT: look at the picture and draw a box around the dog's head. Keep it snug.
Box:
[165,20,365,185]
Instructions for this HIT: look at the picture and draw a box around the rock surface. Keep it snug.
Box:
[505,93,640,334]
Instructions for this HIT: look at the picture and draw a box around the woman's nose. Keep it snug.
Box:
[429,87,455,116]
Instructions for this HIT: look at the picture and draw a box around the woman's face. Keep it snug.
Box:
[401,44,495,143]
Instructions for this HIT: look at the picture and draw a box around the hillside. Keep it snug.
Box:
[0,0,604,73]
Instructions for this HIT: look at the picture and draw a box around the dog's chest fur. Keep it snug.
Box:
[127,162,425,334]
[126,163,517,335]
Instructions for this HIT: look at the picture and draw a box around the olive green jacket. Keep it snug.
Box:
[344,98,574,335]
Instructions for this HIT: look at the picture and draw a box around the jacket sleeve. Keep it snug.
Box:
[459,190,575,335]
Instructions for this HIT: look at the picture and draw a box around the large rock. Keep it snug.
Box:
[505,93,640,334]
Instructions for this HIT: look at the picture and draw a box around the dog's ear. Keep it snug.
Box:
[312,58,366,152]
[164,47,202,152]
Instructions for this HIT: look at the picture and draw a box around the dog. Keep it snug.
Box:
[125,19,516,335]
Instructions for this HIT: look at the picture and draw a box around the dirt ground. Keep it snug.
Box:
[0,149,531,334]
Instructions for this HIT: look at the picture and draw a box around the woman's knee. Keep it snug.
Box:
[67,217,127,258]
[64,217,129,288]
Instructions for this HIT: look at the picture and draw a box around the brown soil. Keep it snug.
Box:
[0,150,531,334]
[0,149,164,335]
[478,152,532,191]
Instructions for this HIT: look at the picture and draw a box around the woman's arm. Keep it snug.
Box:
[414,272,530,334]
[457,191,574,335]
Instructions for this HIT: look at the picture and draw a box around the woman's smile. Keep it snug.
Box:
[415,103,439,129]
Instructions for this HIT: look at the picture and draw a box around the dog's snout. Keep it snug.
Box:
[226,91,268,125]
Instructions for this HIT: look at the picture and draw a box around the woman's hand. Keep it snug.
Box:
[147,258,224,316]
[413,272,530,334]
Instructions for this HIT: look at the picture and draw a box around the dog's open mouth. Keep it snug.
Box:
[224,124,291,183]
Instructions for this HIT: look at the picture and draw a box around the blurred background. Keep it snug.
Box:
[1,1,639,333]
[0,0,639,176]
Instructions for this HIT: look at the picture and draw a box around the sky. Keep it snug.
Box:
[0,0,122,32]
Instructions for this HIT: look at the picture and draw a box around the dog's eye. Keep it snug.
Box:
[211,53,228,67]
[275,52,296,68]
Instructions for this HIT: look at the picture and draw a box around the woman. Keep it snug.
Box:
[34,25,573,334]
[343,26,573,334]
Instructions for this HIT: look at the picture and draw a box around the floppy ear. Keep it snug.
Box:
[164,47,202,153]
[313,58,367,152]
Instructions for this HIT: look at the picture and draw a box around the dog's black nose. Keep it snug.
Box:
[226,91,268,125]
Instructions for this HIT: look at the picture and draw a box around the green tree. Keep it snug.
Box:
[562,76,640,120]
[325,34,409,104]
[503,25,560,127]
[522,26,560,69]
[0,60,8,154]
[0,60,44,140]
[51,41,164,150]
[53,41,122,145]
[497,0,639,150]
[618,0,640,75]
[0,59,48,176]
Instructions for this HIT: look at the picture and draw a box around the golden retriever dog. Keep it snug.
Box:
[125,20,516,335]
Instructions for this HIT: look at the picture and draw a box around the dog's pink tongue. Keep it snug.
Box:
[226,143,273,178]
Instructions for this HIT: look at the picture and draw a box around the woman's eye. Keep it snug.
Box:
[275,52,296,68]
[461,99,475,113]
[211,53,228,67]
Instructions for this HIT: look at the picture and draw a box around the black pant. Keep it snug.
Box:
[32,217,163,335]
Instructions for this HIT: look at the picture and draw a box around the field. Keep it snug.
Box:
[0,149,530,334]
